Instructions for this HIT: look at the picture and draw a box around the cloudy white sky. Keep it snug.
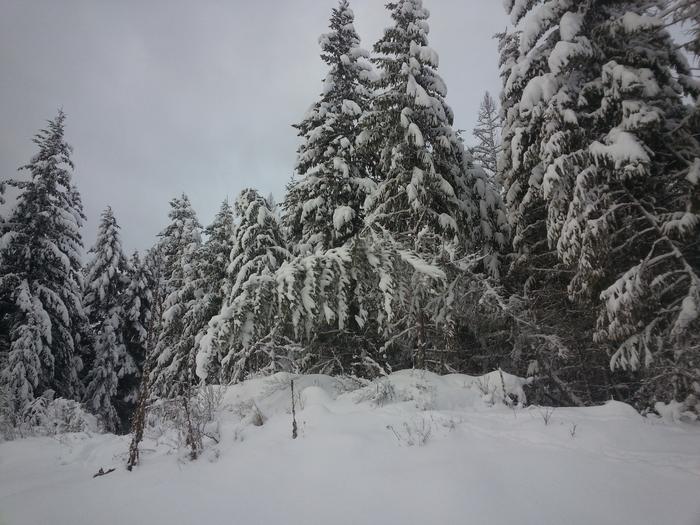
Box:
[0,0,507,253]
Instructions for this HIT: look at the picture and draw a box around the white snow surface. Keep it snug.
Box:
[2,370,700,525]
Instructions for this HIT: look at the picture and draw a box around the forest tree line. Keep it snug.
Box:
[1,0,699,434]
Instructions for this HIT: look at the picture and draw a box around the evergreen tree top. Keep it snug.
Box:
[235,189,283,233]
[158,194,202,260]
[2,110,85,279]
[163,194,201,232]
[129,249,141,268]
[200,199,236,283]
[84,206,128,318]
[22,109,74,177]
[370,0,452,144]
[285,0,375,254]
[364,0,508,268]
[89,206,120,254]
[16,110,85,235]
[377,0,431,49]
[317,0,373,96]
[294,0,372,150]
[230,189,289,295]
[155,193,202,302]
[205,199,235,242]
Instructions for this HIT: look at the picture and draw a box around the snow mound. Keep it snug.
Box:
[350,369,527,410]
[1,371,700,525]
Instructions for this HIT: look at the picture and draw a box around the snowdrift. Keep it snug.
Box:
[1,370,699,525]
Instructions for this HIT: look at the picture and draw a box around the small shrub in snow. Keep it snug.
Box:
[4,391,98,439]
[368,380,396,407]
[233,400,266,427]
[353,376,436,409]
[198,385,225,424]
[537,406,555,426]
[387,416,433,447]
[569,423,578,438]
[144,385,223,459]
[331,376,368,396]
[475,376,499,405]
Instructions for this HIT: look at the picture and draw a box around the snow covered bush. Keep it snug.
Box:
[366,379,396,407]
[145,385,224,459]
[22,393,98,436]
[0,390,98,440]
[232,399,266,427]
[387,416,433,447]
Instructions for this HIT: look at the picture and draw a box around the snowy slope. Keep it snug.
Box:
[1,370,699,525]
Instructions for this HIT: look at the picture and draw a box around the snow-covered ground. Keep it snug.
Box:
[1,370,699,525]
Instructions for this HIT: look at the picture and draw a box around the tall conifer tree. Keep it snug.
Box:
[198,189,290,383]
[363,0,507,273]
[501,0,700,407]
[0,111,87,414]
[83,207,130,432]
[185,200,235,383]
[119,250,154,426]
[150,195,202,398]
[284,0,375,254]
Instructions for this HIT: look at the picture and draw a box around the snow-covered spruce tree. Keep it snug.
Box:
[359,0,508,369]
[283,0,375,254]
[364,0,507,269]
[183,200,235,384]
[0,111,87,416]
[497,3,607,404]
[82,207,131,432]
[557,8,700,409]
[118,251,154,429]
[127,246,167,470]
[82,208,128,322]
[150,195,202,398]
[471,91,501,181]
[502,1,700,407]
[0,282,44,420]
[199,196,459,379]
[499,0,598,269]
[198,189,290,384]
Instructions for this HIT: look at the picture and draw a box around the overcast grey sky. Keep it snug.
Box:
[0,0,507,253]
